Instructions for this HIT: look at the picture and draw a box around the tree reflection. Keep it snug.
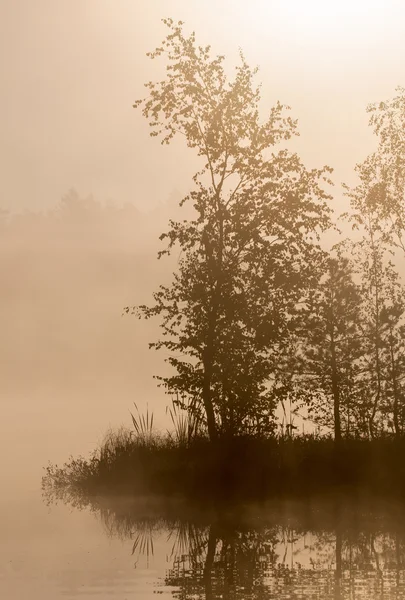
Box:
[166,521,278,600]
[161,505,405,599]
[48,493,405,599]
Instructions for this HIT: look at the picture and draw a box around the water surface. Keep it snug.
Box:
[3,485,405,599]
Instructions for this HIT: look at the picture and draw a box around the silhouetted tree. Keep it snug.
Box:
[343,169,405,439]
[356,242,405,438]
[381,290,405,438]
[347,87,405,254]
[299,254,362,442]
[128,19,332,440]
[346,116,405,438]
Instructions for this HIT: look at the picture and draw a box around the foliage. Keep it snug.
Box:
[354,242,405,437]
[126,19,332,440]
[344,93,405,439]
[344,87,405,257]
[348,87,405,253]
[41,455,100,508]
[298,253,363,440]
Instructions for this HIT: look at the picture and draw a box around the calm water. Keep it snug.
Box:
[1,403,405,599]
[3,483,405,599]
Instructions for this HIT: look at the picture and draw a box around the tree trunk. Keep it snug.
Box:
[202,304,219,441]
[202,347,218,442]
[330,331,342,444]
[201,205,224,443]
[389,328,401,438]
[369,237,382,439]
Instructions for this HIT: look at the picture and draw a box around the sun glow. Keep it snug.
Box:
[242,0,388,45]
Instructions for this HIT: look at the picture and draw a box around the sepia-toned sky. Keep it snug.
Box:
[1,0,404,214]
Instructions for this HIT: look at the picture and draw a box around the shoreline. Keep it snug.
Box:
[42,432,405,507]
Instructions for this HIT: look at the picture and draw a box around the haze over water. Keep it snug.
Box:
[4,488,405,598]
[2,1,405,598]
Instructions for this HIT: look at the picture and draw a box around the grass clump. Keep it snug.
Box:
[42,403,405,507]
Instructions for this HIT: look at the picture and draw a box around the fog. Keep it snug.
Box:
[0,191,185,493]
[2,3,405,598]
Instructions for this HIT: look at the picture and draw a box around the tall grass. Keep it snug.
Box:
[166,397,202,448]
[130,403,156,447]
[42,403,405,506]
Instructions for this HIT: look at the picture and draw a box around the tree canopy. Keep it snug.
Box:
[127,19,332,440]
[125,19,405,444]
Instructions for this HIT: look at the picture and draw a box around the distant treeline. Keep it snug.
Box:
[0,188,183,242]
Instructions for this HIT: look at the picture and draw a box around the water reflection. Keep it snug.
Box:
[78,495,405,599]
[165,525,405,599]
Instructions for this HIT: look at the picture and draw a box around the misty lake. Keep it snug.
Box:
[4,0,405,597]
[3,476,405,599]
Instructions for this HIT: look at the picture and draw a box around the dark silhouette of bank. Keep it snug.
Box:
[42,423,405,504]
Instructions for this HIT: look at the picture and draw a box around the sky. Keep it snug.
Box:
[1,0,404,215]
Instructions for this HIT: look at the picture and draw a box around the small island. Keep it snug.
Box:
[43,20,405,509]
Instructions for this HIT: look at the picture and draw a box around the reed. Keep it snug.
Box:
[42,407,405,506]
[166,397,202,448]
[130,403,156,447]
